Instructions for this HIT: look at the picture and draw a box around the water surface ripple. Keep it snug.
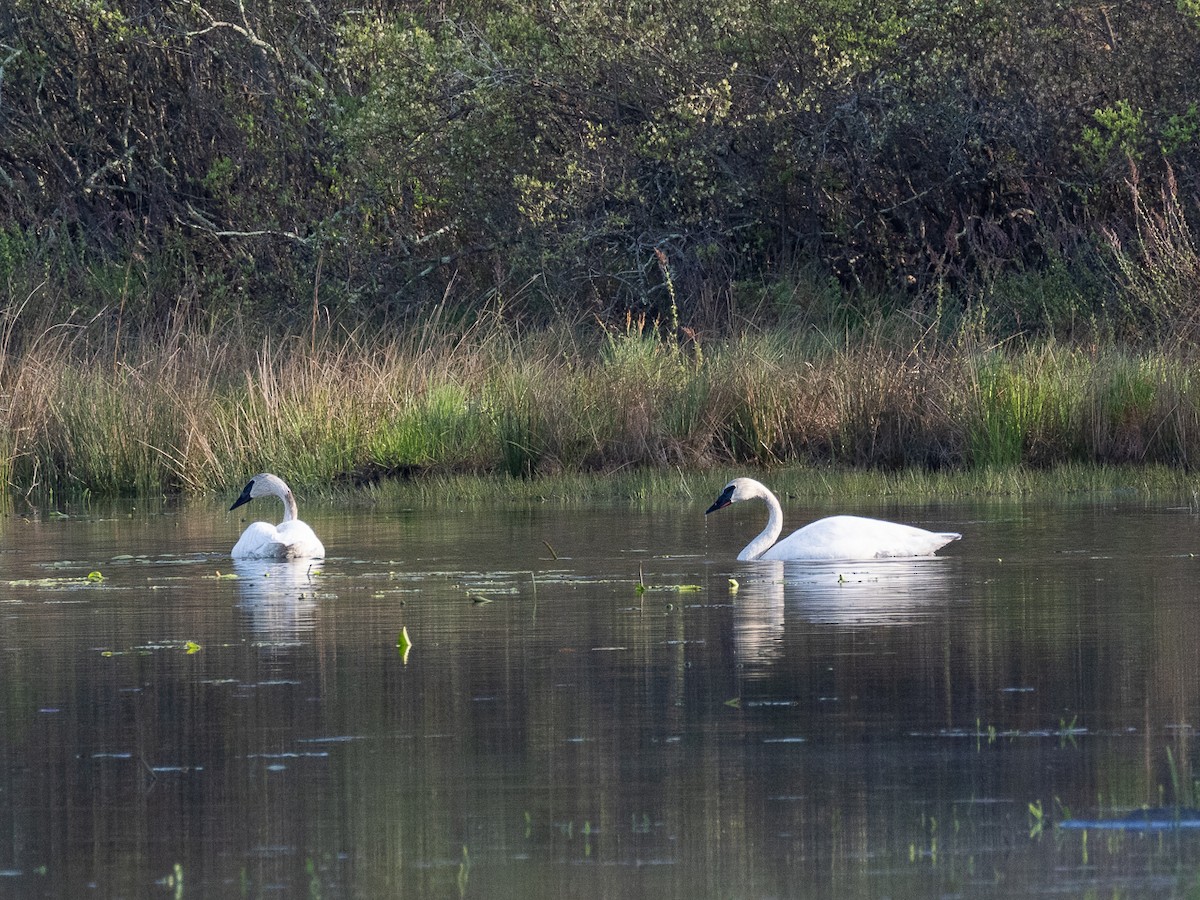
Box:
[1,496,1200,897]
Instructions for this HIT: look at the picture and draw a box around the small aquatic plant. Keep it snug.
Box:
[1028,800,1045,838]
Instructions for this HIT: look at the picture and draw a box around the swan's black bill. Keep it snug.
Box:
[705,484,735,515]
[229,480,255,512]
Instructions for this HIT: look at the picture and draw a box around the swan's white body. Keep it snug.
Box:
[229,473,325,560]
[706,477,960,562]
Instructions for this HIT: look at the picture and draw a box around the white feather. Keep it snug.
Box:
[706,477,960,562]
[229,473,325,560]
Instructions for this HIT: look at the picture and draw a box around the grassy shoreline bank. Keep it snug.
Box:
[4,314,1200,501]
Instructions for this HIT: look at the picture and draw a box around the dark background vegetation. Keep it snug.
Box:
[3,0,1200,339]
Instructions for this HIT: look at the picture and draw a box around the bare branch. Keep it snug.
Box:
[185,3,284,67]
[84,147,135,193]
[0,45,21,112]
[183,203,312,245]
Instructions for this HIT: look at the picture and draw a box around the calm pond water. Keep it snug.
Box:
[3,489,1200,898]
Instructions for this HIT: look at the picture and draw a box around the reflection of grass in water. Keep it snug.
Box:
[1050,744,1200,847]
[1167,745,1197,809]
[355,462,1199,506]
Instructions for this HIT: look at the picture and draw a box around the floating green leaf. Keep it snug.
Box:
[1028,799,1045,838]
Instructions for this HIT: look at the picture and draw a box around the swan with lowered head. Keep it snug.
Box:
[705,477,960,561]
[229,473,325,560]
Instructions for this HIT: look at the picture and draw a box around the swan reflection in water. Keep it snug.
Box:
[231,558,322,641]
[731,557,959,666]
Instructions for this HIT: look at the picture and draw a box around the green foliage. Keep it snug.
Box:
[1161,104,1200,155]
[38,367,175,495]
[1079,100,1148,165]
[369,384,485,470]
[491,387,543,478]
[0,228,36,285]
[5,0,1200,337]
[969,360,1048,468]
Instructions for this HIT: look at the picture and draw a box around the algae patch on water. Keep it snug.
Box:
[6,570,112,590]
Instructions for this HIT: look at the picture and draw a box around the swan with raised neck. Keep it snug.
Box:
[705,476,960,562]
[229,473,325,560]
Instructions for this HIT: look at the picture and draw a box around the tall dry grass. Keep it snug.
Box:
[4,299,1200,500]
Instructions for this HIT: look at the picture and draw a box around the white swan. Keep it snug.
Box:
[229,473,326,560]
[705,477,960,561]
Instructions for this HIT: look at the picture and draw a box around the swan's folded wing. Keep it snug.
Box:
[232,521,288,559]
[275,520,326,559]
[872,528,961,558]
[764,515,959,561]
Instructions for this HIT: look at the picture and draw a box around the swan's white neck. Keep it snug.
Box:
[251,473,299,523]
[739,488,783,561]
[278,490,298,523]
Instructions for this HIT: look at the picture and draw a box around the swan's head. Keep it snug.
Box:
[705,477,768,515]
[229,473,291,511]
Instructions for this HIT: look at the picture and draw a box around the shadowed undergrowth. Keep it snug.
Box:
[4,308,1200,500]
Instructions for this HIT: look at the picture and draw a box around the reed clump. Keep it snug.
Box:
[5,303,1200,500]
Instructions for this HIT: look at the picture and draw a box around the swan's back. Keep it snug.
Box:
[232,521,284,559]
[762,515,961,562]
[232,520,325,560]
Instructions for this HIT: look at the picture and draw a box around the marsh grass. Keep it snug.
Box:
[369,382,484,471]
[5,301,1200,501]
[966,345,1076,468]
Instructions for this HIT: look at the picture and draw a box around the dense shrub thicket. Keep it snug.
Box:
[2,0,1200,336]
